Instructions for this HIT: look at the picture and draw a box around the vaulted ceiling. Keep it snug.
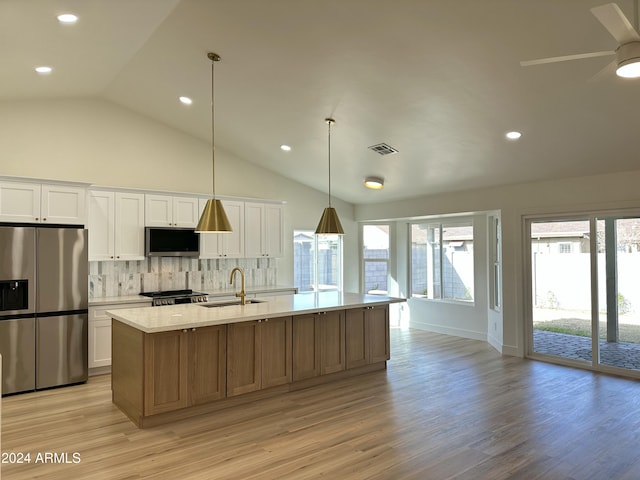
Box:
[2,0,640,204]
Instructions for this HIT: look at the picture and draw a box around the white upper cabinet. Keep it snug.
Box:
[88,190,145,261]
[145,194,199,227]
[0,181,86,225]
[245,203,284,258]
[198,199,245,258]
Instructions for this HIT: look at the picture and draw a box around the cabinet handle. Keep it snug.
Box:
[182,329,188,333]
[110,256,114,259]
[192,328,196,331]
[264,318,269,322]
[35,217,39,221]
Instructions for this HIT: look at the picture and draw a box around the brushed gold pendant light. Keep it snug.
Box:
[315,118,344,235]
[196,52,232,233]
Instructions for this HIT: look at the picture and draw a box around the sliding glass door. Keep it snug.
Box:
[529,219,593,364]
[527,214,640,375]
[595,217,640,370]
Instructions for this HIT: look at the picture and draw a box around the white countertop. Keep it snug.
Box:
[108,292,405,333]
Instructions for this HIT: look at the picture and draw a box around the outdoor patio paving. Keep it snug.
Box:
[533,329,640,370]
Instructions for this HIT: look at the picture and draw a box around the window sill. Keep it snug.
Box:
[410,296,475,307]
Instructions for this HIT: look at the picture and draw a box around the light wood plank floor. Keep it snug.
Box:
[3,329,640,479]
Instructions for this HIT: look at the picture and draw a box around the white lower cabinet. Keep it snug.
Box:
[88,302,150,371]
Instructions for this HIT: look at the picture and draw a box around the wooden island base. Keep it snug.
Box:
[111,303,392,428]
[115,361,386,428]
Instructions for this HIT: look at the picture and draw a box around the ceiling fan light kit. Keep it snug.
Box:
[615,41,640,77]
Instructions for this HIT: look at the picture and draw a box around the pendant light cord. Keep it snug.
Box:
[326,118,335,208]
[209,52,220,198]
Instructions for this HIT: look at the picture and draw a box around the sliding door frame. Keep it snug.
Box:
[523,208,640,379]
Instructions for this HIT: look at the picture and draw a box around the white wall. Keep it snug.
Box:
[356,169,640,357]
[0,98,358,291]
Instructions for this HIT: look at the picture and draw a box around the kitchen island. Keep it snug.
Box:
[109,292,405,427]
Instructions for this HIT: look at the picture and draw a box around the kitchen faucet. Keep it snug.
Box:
[229,267,247,305]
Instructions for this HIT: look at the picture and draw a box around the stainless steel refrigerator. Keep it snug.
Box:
[0,225,88,395]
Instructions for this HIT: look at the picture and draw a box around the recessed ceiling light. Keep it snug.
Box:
[364,176,384,189]
[179,96,193,105]
[57,13,78,24]
[280,145,292,151]
[35,66,53,74]
[505,131,522,140]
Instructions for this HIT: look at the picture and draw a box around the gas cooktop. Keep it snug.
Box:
[140,289,209,306]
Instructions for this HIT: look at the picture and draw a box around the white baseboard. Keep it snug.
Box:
[487,333,503,353]
[410,320,487,342]
[89,366,111,377]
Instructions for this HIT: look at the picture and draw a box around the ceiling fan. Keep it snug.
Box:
[520,2,640,78]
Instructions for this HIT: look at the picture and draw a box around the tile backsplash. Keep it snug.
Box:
[89,257,278,298]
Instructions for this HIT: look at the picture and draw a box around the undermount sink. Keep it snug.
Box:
[200,299,265,308]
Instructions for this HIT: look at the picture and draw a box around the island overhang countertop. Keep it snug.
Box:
[107,291,406,333]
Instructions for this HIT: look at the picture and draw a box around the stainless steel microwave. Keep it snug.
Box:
[145,227,200,257]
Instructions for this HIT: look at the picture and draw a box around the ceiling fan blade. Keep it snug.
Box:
[591,3,640,44]
[587,59,617,82]
[520,50,614,67]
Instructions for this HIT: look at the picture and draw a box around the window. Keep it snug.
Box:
[558,242,572,254]
[410,220,474,302]
[294,231,342,292]
[490,215,502,310]
[362,224,389,294]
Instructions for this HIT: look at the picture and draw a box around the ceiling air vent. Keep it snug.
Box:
[368,143,398,156]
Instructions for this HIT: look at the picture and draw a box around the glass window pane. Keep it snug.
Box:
[294,231,343,292]
[410,224,428,297]
[596,217,640,370]
[427,224,442,299]
[316,234,342,291]
[363,225,389,258]
[363,225,389,294]
[364,260,388,294]
[294,230,315,292]
[411,221,474,302]
[442,223,474,301]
